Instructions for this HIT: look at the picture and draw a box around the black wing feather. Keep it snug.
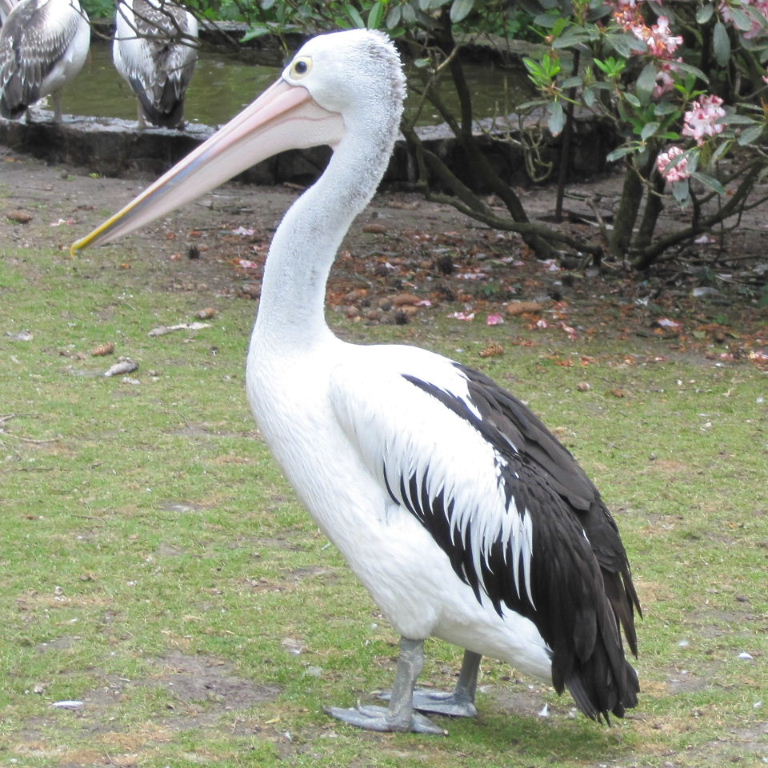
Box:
[394,363,640,721]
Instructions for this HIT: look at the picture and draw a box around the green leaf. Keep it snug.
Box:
[711,139,732,164]
[641,121,660,141]
[450,0,474,23]
[625,92,642,108]
[738,124,764,146]
[261,0,276,9]
[672,179,691,205]
[402,3,416,23]
[241,25,270,42]
[551,17,570,37]
[605,32,646,57]
[552,26,592,48]
[713,21,731,67]
[561,76,583,90]
[696,3,714,24]
[654,102,680,116]
[692,171,726,195]
[367,1,385,29]
[547,101,566,136]
[636,62,658,101]
[347,5,366,28]
[385,5,401,28]
[671,61,709,83]
[607,146,637,162]
[729,7,755,32]
[720,113,758,125]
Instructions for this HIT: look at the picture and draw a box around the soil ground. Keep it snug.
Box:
[1,146,765,368]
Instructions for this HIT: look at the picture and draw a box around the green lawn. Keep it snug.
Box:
[0,235,766,767]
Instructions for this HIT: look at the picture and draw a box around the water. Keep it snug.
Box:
[62,44,265,126]
[62,43,532,128]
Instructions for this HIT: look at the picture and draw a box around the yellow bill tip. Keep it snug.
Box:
[69,207,131,257]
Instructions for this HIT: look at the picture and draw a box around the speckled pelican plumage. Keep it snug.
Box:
[113,0,198,129]
[71,30,641,734]
[0,0,89,121]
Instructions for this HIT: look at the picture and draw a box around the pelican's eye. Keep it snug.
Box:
[291,57,312,78]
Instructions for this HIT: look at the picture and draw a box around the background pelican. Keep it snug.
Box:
[0,0,90,122]
[113,0,198,129]
[73,30,640,734]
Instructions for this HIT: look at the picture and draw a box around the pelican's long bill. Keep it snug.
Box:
[71,78,345,254]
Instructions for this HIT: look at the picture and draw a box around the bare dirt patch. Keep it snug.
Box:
[2,146,765,370]
[147,650,281,730]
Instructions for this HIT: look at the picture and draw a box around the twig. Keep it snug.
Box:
[3,433,61,444]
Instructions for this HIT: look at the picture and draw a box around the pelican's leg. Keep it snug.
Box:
[52,91,63,123]
[379,649,481,717]
[325,637,446,735]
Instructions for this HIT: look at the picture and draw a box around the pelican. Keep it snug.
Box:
[113,0,198,129]
[72,30,640,734]
[0,0,90,122]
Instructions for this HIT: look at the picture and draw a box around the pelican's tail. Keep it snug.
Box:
[554,595,640,722]
[0,72,34,119]
[131,76,185,129]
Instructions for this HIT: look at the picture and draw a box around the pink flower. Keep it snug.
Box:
[618,11,682,58]
[657,146,691,183]
[486,313,505,326]
[682,94,726,144]
[646,16,683,58]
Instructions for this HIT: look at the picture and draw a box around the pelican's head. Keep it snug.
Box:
[71,29,405,253]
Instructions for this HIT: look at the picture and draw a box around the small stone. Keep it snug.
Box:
[391,293,422,307]
[91,342,115,357]
[506,300,545,316]
[51,700,84,710]
[6,209,33,224]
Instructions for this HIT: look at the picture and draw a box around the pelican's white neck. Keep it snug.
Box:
[251,104,400,352]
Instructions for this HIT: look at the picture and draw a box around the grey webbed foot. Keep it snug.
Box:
[379,687,478,717]
[325,704,447,734]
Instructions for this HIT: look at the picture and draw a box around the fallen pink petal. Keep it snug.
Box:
[486,313,505,326]
[448,311,475,321]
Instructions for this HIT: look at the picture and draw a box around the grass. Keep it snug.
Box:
[0,235,766,768]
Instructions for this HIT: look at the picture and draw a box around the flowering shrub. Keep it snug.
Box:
[237,0,768,269]
[522,0,768,265]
